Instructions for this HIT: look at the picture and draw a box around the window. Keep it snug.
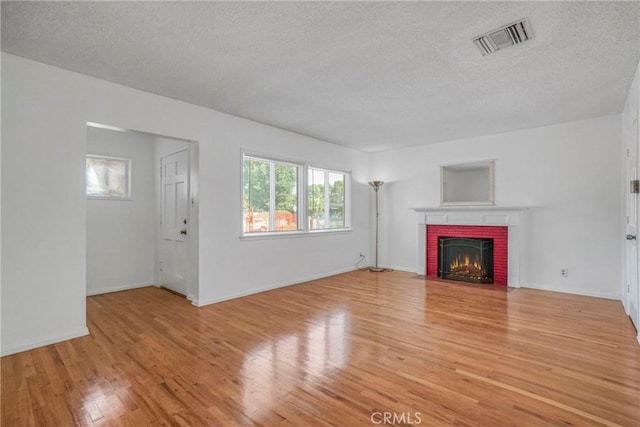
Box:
[243,156,302,233]
[242,153,350,236]
[308,168,348,230]
[86,155,131,199]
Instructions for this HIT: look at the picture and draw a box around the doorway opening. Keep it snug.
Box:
[85,122,199,302]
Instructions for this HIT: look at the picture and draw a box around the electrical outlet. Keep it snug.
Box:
[560,268,568,277]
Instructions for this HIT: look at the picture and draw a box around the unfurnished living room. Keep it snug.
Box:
[1,1,640,426]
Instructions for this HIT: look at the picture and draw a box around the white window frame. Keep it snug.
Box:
[240,151,351,239]
[242,153,305,235]
[308,166,351,232]
[86,154,132,200]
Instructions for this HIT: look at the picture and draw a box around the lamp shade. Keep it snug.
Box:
[368,181,384,191]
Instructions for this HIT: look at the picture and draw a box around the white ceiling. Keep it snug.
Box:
[2,1,639,152]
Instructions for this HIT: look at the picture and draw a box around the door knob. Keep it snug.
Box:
[180,229,187,235]
[626,234,636,240]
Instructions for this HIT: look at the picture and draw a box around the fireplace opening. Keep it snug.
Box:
[438,237,494,284]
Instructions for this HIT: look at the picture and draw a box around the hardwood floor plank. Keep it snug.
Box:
[2,271,639,426]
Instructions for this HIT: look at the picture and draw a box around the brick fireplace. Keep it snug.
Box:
[412,207,525,287]
[427,225,508,285]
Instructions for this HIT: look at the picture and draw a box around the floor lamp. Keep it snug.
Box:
[369,181,385,272]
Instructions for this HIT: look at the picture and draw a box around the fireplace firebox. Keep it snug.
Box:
[438,237,494,284]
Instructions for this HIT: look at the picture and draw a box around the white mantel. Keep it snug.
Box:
[411,206,526,287]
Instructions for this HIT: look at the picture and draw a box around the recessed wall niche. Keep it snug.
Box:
[440,160,494,206]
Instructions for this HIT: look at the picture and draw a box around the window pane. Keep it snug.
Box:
[329,172,345,228]
[308,169,326,230]
[275,164,299,231]
[243,158,270,233]
[86,156,129,198]
[242,156,348,236]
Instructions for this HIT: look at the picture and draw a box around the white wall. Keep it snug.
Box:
[86,127,157,295]
[370,115,623,299]
[2,55,89,354]
[1,53,370,355]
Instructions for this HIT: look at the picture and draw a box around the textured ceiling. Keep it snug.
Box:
[2,1,639,152]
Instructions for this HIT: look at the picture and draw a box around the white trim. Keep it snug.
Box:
[240,228,352,241]
[520,284,622,301]
[242,149,306,168]
[344,171,352,229]
[412,206,528,213]
[192,266,358,307]
[439,158,497,168]
[87,121,130,133]
[378,265,419,274]
[268,162,276,231]
[86,196,133,201]
[440,201,494,207]
[323,170,330,227]
[373,271,621,301]
[1,327,90,357]
[86,282,154,296]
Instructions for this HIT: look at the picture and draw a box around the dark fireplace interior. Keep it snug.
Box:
[438,237,494,284]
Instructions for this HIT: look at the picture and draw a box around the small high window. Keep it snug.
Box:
[86,155,131,199]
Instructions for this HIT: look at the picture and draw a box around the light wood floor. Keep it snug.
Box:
[2,271,639,426]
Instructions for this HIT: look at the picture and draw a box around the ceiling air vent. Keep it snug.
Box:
[473,18,533,56]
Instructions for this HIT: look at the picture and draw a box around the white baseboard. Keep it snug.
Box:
[378,265,419,274]
[398,273,620,301]
[1,327,90,357]
[520,283,621,301]
[193,266,359,307]
[87,282,154,296]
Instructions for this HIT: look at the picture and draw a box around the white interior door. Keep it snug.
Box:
[626,117,639,331]
[160,149,189,295]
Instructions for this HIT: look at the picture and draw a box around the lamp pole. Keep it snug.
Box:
[368,181,384,272]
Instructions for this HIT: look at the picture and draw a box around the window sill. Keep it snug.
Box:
[239,228,352,241]
[87,196,133,201]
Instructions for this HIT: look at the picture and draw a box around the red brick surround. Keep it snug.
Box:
[426,225,508,285]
